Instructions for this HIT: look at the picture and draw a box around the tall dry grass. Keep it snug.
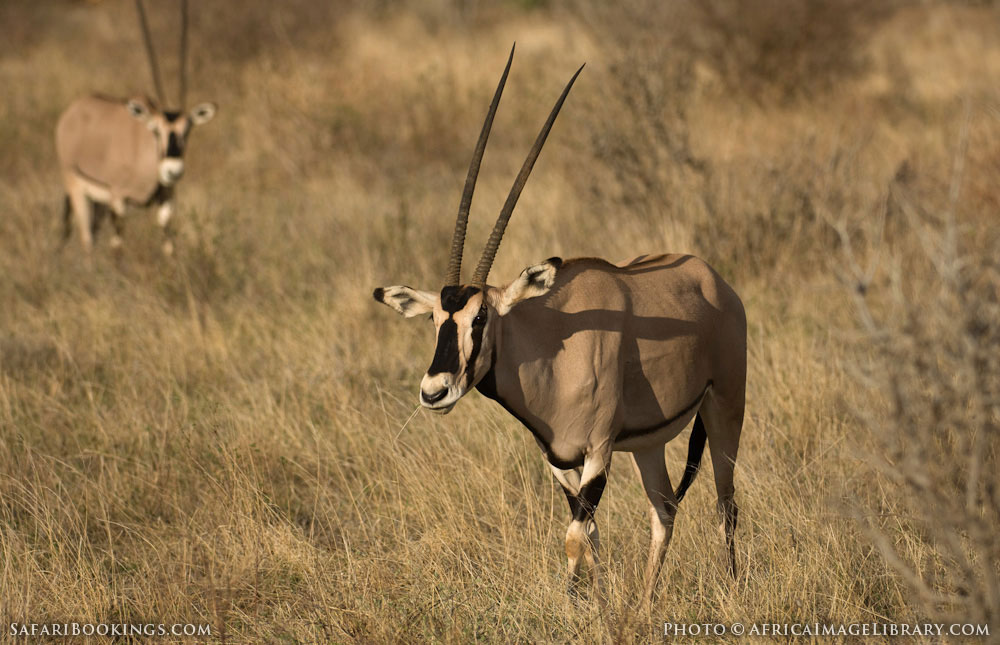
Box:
[0,0,998,642]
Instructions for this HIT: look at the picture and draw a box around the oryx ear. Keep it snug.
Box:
[189,102,217,125]
[373,286,438,318]
[491,257,562,315]
[126,99,152,122]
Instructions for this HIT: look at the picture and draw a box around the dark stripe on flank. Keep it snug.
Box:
[617,380,713,441]
[572,473,607,522]
[476,363,584,469]
[72,165,111,190]
[427,319,459,375]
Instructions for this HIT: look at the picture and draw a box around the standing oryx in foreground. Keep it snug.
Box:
[55,0,216,255]
[373,47,746,603]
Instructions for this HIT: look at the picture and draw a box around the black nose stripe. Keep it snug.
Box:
[166,132,183,157]
[427,319,459,376]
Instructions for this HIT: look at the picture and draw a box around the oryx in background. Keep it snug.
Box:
[55,0,216,255]
[373,46,747,603]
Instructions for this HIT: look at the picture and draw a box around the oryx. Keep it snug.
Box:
[373,47,746,603]
[55,0,216,255]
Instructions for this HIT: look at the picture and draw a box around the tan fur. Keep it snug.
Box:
[56,95,161,206]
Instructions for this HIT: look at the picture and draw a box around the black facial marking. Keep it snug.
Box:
[372,288,385,303]
[166,132,183,158]
[427,319,459,375]
[472,304,487,327]
[618,380,714,441]
[164,110,182,122]
[440,285,480,313]
[572,473,608,522]
[463,309,486,388]
[546,256,563,269]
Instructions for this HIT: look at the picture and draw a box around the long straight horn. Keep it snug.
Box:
[178,0,188,108]
[471,63,584,287]
[134,0,166,106]
[445,44,515,286]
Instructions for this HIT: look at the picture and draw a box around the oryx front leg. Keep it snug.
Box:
[562,451,610,598]
[631,447,678,607]
[157,200,175,256]
[67,189,94,251]
[109,197,126,252]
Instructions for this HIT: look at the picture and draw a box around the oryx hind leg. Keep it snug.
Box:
[630,446,678,607]
[556,451,609,598]
[699,390,744,580]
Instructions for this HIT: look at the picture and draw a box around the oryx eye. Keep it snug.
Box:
[473,305,487,327]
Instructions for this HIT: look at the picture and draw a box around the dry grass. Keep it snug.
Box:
[1,0,998,642]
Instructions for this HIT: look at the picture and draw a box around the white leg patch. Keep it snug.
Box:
[157,202,174,228]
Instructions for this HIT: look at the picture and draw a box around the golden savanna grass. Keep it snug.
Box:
[1,0,998,642]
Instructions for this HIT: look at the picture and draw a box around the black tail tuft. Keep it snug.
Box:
[674,414,707,502]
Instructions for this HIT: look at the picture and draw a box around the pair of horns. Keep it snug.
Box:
[445,44,583,288]
[135,0,188,109]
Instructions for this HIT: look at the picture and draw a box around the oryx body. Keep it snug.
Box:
[55,0,215,255]
[480,254,744,466]
[373,46,746,604]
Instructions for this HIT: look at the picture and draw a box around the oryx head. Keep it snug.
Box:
[125,97,215,186]
[374,46,581,413]
[133,0,216,186]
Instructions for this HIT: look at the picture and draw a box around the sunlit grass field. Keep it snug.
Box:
[1,1,998,641]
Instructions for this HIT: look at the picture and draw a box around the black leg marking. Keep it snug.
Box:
[559,482,583,517]
[61,195,72,243]
[90,201,108,237]
[619,381,713,441]
[572,473,607,523]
